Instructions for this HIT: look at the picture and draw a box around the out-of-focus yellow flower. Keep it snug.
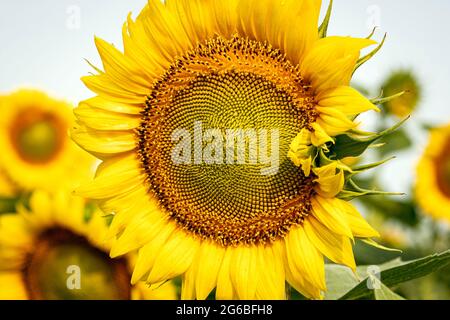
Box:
[0,190,177,300]
[416,124,450,223]
[0,90,96,194]
[0,169,17,198]
[381,70,420,118]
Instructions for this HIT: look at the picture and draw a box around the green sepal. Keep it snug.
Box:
[362,238,403,253]
[349,157,396,175]
[371,91,405,105]
[84,58,104,75]
[318,0,333,38]
[366,27,378,40]
[354,33,387,73]
[338,179,404,201]
[329,116,409,160]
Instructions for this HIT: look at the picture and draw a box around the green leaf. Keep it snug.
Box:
[330,117,409,159]
[354,33,387,73]
[324,265,359,300]
[339,250,450,300]
[370,275,406,300]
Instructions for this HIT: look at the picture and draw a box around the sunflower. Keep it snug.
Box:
[416,124,450,223]
[381,70,420,118]
[0,190,177,300]
[0,90,95,193]
[72,0,388,299]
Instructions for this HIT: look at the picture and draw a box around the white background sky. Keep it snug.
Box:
[1,0,449,193]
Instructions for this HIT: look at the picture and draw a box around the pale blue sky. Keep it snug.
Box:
[1,0,449,192]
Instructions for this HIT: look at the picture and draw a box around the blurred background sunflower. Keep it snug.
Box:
[0,0,449,301]
[0,190,176,300]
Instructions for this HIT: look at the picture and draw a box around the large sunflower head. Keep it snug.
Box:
[72,0,392,299]
[0,190,177,300]
[0,90,96,193]
[416,124,450,223]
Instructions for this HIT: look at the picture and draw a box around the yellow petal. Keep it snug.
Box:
[130,222,175,283]
[314,169,345,198]
[0,272,28,300]
[94,37,152,89]
[230,245,258,300]
[238,0,320,65]
[304,216,356,270]
[285,226,326,291]
[310,123,334,146]
[282,241,323,300]
[80,96,143,115]
[75,155,142,200]
[81,75,147,105]
[216,248,235,300]
[71,123,136,158]
[113,207,168,260]
[147,230,200,284]
[316,107,357,135]
[195,241,225,300]
[311,196,353,239]
[313,161,338,177]
[255,242,286,300]
[339,200,381,238]
[74,103,141,131]
[301,37,376,93]
[317,86,380,116]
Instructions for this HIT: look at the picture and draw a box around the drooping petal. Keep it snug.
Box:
[304,216,356,270]
[285,226,326,291]
[311,196,353,239]
[317,86,380,116]
[314,169,345,198]
[338,200,380,238]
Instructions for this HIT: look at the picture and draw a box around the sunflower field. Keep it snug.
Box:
[0,0,449,302]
